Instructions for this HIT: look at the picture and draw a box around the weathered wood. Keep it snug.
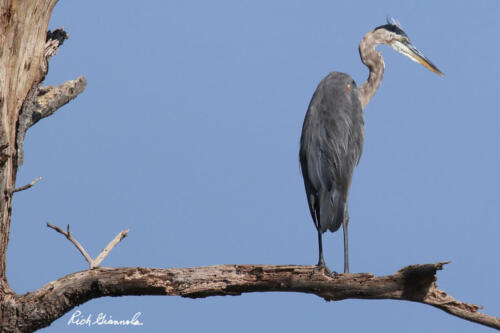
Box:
[0,1,84,288]
[0,263,497,332]
[46,222,129,269]
[0,2,87,331]
[0,0,59,292]
[12,176,41,193]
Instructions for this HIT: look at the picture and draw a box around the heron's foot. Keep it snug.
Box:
[311,263,338,277]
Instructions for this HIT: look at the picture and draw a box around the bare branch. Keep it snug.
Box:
[47,222,129,269]
[46,222,93,267]
[16,76,87,166]
[6,262,498,332]
[92,229,129,268]
[12,177,42,193]
[33,76,87,126]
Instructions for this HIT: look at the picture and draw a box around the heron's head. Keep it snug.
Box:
[375,18,443,76]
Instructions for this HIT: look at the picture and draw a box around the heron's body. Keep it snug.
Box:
[300,72,364,233]
[300,19,442,274]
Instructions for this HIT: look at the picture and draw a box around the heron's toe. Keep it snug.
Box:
[311,264,338,278]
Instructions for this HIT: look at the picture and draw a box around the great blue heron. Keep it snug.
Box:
[299,18,442,274]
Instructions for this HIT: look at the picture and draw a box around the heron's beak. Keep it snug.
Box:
[390,40,444,76]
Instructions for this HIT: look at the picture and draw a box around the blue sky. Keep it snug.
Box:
[7,1,500,332]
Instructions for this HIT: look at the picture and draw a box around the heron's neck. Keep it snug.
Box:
[358,30,386,109]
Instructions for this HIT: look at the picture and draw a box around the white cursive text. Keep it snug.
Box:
[67,310,144,326]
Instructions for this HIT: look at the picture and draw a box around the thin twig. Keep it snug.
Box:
[46,222,93,267]
[13,177,42,193]
[92,229,129,268]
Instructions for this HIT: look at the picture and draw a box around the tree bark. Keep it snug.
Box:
[0,0,58,293]
[0,1,499,332]
[2,263,500,332]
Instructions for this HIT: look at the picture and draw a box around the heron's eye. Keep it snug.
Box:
[401,36,409,43]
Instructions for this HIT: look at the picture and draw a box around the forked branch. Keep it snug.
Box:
[46,222,129,269]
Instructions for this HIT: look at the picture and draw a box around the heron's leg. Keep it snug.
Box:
[317,228,326,267]
[312,229,336,276]
[342,214,350,274]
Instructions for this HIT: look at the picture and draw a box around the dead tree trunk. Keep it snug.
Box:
[0,0,85,330]
[0,0,54,292]
[0,1,499,332]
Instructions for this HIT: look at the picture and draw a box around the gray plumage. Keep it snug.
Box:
[299,19,442,274]
[300,73,364,233]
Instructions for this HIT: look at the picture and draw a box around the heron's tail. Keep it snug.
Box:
[319,189,345,233]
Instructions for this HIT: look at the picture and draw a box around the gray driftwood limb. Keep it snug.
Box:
[3,262,498,332]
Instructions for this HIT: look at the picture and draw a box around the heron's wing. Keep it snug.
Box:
[300,72,364,232]
[300,129,348,233]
